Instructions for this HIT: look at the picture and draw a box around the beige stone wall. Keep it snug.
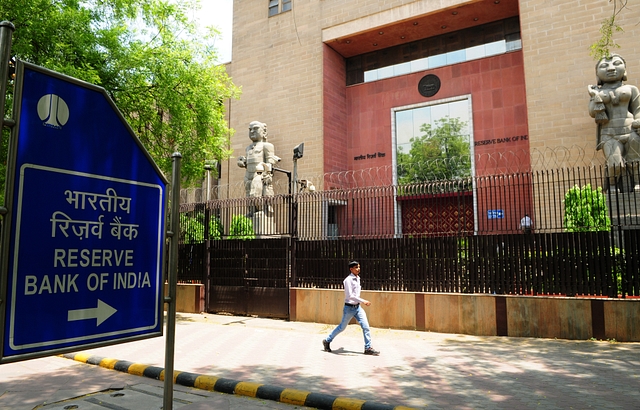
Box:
[225,0,469,198]
[320,0,451,34]
[517,0,640,228]
[520,0,640,169]
[224,1,326,197]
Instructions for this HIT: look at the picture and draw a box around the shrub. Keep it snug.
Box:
[180,212,222,243]
[613,246,624,296]
[228,214,255,240]
[563,184,610,232]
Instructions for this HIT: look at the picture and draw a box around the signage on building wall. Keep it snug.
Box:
[418,74,441,98]
[354,152,386,161]
[487,210,504,219]
[475,134,528,146]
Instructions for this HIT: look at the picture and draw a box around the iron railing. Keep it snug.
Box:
[181,144,607,202]
[178,164,640,298]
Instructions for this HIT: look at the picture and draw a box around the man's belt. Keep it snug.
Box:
[345,303,359,307]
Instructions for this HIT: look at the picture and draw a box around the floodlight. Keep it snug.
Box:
[293,143,304,160]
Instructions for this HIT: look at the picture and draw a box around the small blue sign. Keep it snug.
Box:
[2,62,166,360]
[487,209,504,219]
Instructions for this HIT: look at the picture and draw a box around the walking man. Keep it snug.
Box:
[322,261,380,355]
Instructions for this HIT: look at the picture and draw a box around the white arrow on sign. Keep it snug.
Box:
[67,299,117,326]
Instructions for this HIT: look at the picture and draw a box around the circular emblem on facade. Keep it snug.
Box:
[418,74,441,98]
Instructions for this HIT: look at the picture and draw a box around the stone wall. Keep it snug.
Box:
[290,287,640,342]
[519,0,640,161]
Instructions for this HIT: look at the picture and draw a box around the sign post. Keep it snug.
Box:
[163,152,181,410]
[0,60,167,363]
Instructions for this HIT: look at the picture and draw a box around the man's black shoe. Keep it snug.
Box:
[364,347,380,356]
[323,339,331,352]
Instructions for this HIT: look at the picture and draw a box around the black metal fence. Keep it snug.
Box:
[178,165,640,299]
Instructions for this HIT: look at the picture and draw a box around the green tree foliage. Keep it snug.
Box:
[590,0,626,60]
[228,214,255,240]
[397,116,471,185]
[1,0,239,188]
[563,184,611,232]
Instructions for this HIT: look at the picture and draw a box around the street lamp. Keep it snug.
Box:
[292,143,304,195]
[203,160,220,201]
[204,163,212,201]
[272,143,305,237]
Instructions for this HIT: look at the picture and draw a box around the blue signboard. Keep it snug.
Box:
[487,209,504,219]
[1,62,166,361]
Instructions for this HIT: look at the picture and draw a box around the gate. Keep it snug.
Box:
[208,238,290,318]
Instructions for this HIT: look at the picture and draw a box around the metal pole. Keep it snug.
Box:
[0,21,16,134]
[206,168,210,201]
[163,152,182,410]
[292,158,298,195]
[0,21,15,361]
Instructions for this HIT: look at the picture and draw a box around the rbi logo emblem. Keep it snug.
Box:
[37,94,70,129]
[418,74,441,98]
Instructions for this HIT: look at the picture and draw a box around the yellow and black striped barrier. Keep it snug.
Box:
[62,353,415,410]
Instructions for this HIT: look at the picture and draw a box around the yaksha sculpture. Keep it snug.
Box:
[588,54,640,191]
[237,121,281,199]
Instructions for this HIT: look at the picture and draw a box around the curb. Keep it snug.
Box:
[61,353,415,410]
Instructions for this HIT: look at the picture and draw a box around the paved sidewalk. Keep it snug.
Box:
[1,312,639,409]
[0,349,311,410]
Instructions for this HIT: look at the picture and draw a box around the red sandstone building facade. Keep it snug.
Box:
[219,0,640,237]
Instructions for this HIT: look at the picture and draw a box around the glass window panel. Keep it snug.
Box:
[410,57,429,73]
[446,49,465,65]
[465,44,486,61]
[395,110,414,152]
[445,33,464,53]
[363,52,379,71]
[268,0,279,16]
[506,39,522,52]
[377,66,394,80]
[345,18,521,85]
[447,100,471,140]
[412,107,431,137]
[504,17,520,35]
[482,21,504,43]
[364,70,378,82]
[394,62,411,76]
[428,54,447,69]
[394,99,472,184]
[397,140,412,153]
[484,40,506,57]
[282,0,292,12]
[428,37,445,57]
[430,103,450,123]
[505,32,521,43]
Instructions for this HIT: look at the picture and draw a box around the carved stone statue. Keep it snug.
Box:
[588,54,640,192]
[237,121,281,235]
[237,121,281,199]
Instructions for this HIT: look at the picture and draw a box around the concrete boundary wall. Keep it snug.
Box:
[164,284,204,314]
[290,288,640,342]
[168,284,639,341]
